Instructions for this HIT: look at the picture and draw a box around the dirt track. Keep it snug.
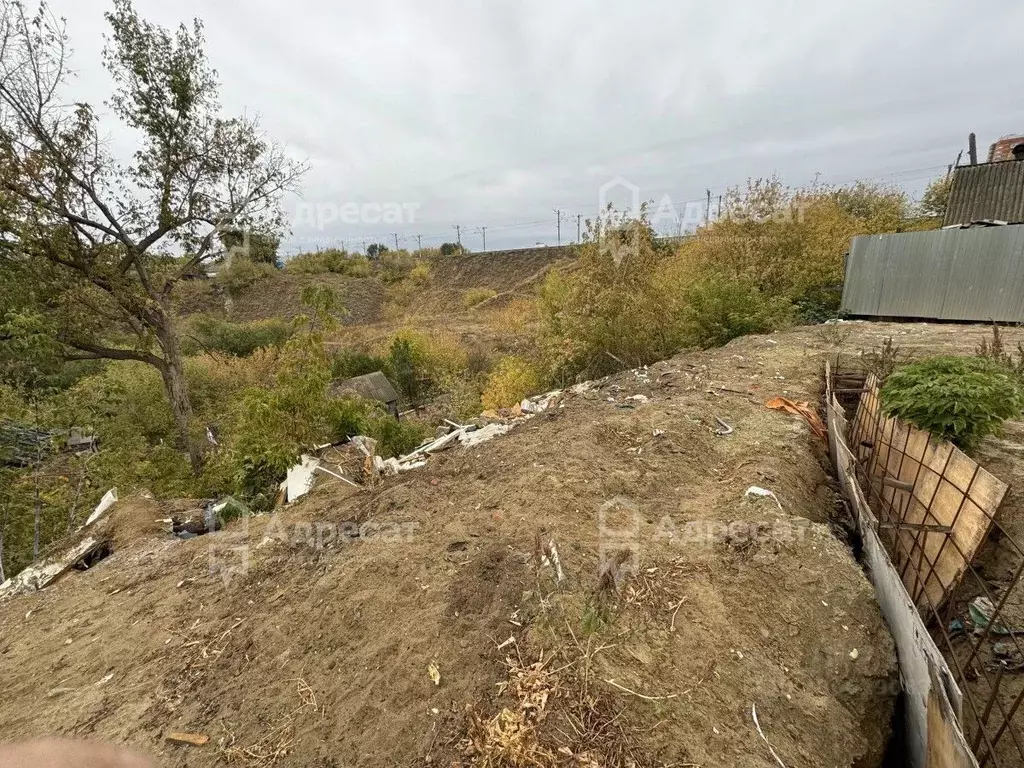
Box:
[8,322,980,766]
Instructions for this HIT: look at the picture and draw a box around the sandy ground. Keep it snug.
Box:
[0,322,933,768]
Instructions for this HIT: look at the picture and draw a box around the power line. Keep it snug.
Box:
[278,160,955,256]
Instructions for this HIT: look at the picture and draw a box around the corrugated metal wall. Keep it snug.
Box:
[944,162,1024,225]
[841,226,1024,321]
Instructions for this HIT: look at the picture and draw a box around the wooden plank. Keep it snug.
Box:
[165,732,210,747]
[851,378,1008,615]
[927,665,979,768]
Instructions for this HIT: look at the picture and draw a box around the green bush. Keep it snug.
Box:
[386,337,421,402]
[680,276,793,348]
[219,230,281,265]
[439,242,465,256]
[538,213,686,380]
[409,262,431,285]
[331,349,389,380]
[285,250,372,277]
[463,288,497,310]
[379,250,416,283]
[185,315,292,357]
[355,409,428,458]
[481,356,545,410]
[216,258,276,296]
[880,356,1024,449]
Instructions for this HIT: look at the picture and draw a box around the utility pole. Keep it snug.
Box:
[416,234,422,251]
[576,214,581,244]
[948,150,964,178]
[480,226,487,252]
[393,233,400,251]
[705,189,712,226]
[554,209,562,246]
[453,224,461,247]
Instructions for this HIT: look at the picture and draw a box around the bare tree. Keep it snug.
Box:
[0,0,306,470]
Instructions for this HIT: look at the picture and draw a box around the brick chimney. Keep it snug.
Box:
[989,135,1024,162]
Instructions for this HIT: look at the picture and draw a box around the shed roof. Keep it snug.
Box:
[944,161,1024,226]
[333,371,399,404]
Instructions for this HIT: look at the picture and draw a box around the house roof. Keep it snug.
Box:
[332,371,399,404]
[944,161,1024,227]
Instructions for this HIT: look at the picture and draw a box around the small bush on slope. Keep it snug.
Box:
[537,210,687,381]
[183,315,292,357]
[481,357,545,410]
[215,257,277,296]
[285,249,372,277]
[880,356,1024,450]
[463,288,498,310]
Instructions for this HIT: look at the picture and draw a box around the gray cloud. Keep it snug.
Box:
[49,0,1024,252]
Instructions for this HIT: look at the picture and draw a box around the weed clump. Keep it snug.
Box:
[880,356,1024,449]
[463,288,498,310]
[481,357,545,410]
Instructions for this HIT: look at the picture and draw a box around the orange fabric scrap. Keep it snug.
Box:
[765,397,827,439]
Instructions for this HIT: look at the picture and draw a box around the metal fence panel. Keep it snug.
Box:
[842,226,1024,322]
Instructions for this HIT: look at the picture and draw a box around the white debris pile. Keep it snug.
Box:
[280,384,589,499]
[280,362,660,501]
[0,536,107,598]
[85,488,118,526]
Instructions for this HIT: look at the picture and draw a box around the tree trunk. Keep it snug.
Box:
[32,401,41,563]
[156,313,203,474]
[0,505,7,583]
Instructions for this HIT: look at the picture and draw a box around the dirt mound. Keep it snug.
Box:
[421,246,574,313]
[0,329,898,767]
[176,274,386,325]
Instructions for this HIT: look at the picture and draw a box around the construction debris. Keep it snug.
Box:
[165,732,210,747]
[714,417,734,436]
[0,537,108,598]
[969,596,1016,635]
[86,489,118,526]
[271,383,580,499]
[745,486,783,511]
[282,455,320,503]
[765,397,826,439]
[752,704,788,768]
[460,423,511,448]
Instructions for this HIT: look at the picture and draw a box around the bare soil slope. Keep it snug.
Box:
[0,326,907,768]
[174,247,574,328]
[175,274,386,326]
[421,246,574,313]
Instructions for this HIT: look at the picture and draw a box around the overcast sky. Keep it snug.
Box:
[48,0,1024,253]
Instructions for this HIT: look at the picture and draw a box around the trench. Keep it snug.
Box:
[820,372,909,767]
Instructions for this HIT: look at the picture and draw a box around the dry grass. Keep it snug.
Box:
[464,287,499,310]
[480,297,540,336]
[465,652,559,767]
[220,678,323,767]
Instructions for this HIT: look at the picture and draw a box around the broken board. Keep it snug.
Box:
[851,374,1007,613]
